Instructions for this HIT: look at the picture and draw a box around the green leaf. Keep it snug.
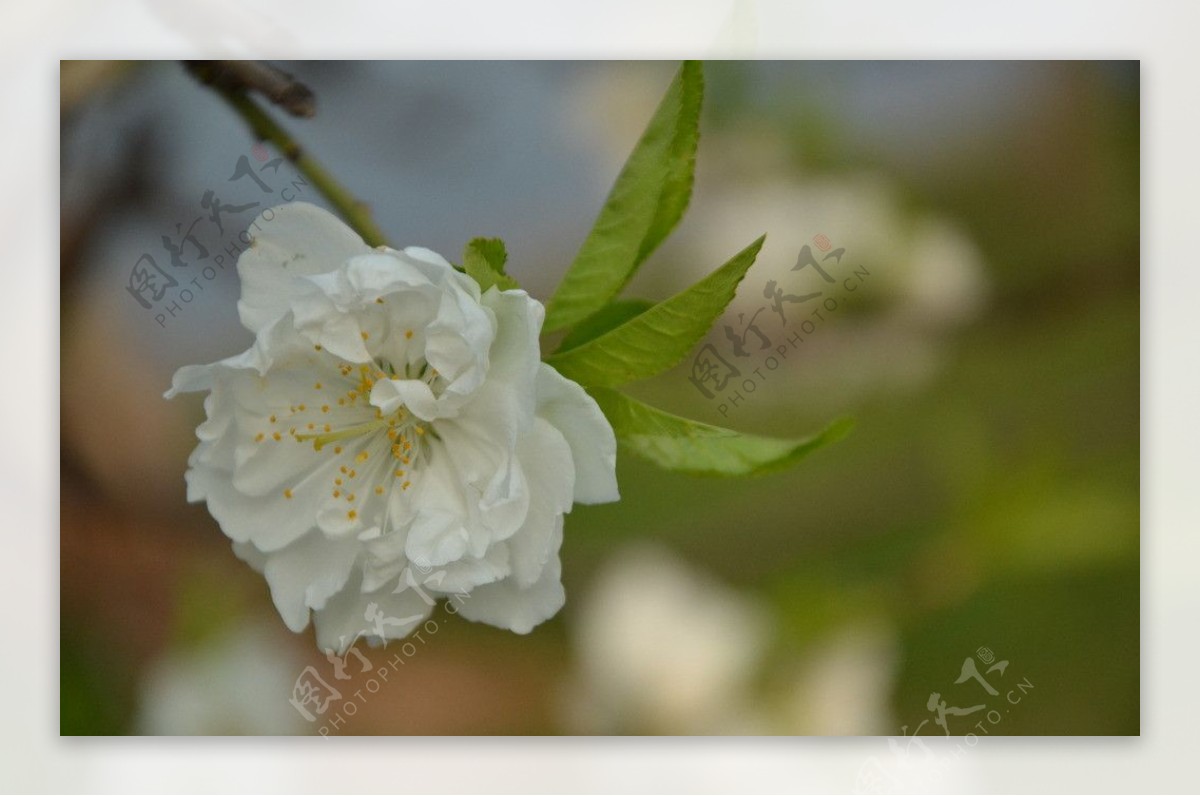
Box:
[590,387,854,477]
[544,235,765,388]
[463,237,519,292]
[544,61,703,332]
[556,298,654,353]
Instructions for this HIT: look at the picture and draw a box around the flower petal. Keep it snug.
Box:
[455,522,566,634]
[262,531,360,633]
[237,202,372,334]
[507,416,574,586]
[312,573,434,653]
[403,438,475,566]
[535,364,619,504]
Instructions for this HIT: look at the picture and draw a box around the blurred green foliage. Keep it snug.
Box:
[563,61,1139,734]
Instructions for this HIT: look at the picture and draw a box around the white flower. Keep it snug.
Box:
[136,620,311,735]
[563,543,772,734]
[167,202,618,651]
[782,623,898,735]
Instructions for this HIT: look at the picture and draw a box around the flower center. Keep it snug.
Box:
[257,353,439,518]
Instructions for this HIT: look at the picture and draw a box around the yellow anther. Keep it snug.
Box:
[335,478,342,486]
[361,331,369,340]
[314,382,322,390]
[283,489,293,499]
[404,329,413,339]
[348,510,357,520]
[401,481,411,490]
[321,405,330,413]
[255,432,264,442]
[333,446,343,454]
[333,489,340,498]
[374,486,384,495]
[356,451,369,463]
[272,432,282,441]
[269,415,276,424]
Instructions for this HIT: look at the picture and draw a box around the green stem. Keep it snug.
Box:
[214,87,390,248]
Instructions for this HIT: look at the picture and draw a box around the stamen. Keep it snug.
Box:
[297,415,393,450]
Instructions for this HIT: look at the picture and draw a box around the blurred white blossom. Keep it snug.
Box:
[136,620,309,735]
[781,622,899,735]
[563,543,772,734]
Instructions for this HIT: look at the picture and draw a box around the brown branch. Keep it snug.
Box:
[185,60,316,118]
[185,61,389,248]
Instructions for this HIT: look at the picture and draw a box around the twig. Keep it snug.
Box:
[207,86,390,248]
[185,60,315,118]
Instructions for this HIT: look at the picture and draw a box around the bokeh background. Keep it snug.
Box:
[59,60,1138,736]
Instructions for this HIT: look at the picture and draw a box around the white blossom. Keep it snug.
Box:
[136,620,310,735]
[167,202,618,651]
[563,543,772,733]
